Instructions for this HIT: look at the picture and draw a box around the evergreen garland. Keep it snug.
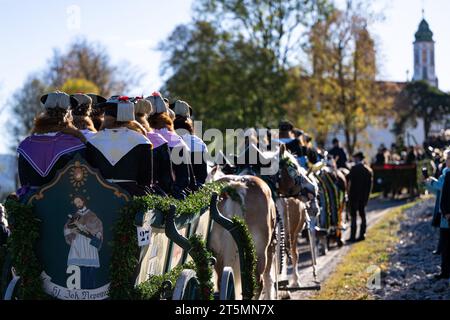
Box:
[1,181,258,301]
[4,199,47,300]
[231,216,258,299]
[188,235,214,300]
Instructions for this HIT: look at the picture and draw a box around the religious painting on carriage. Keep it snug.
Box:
[27,156,130,300]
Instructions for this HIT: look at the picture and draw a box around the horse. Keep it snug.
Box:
[223,142,321,289]
[207,169,277,300]
[275,145,321,287]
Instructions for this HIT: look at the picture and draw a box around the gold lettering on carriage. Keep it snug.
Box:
[41,271,109,300]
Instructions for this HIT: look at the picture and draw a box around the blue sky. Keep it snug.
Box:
[0,0,449,154]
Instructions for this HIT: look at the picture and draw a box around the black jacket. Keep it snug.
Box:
[152,143,174,195]
[348,162,373,206]
[170,146,191,199]
[191,151,208,186]
[86,143,152,196]
[329,146,348,169]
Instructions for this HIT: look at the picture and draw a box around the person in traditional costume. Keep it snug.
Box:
[70,93,97,140]
[275,121,311,168]
[347,152,373,242]
[172,100,208,187]
[87,94,107,131]
[85,96,152,196]
[147,92,191,199]
[63,196,103,289]
[17,92,86,189]
[133,97,174,196]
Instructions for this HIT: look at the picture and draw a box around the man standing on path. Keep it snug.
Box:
[328,138,348,169]
[347,152,373,243]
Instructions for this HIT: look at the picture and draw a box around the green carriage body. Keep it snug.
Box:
[2,157,250,300]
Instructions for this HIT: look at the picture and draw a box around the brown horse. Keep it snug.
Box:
[276,146,321,286]
[208,173,277,300]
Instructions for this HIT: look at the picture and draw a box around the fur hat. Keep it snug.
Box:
[87,94,107,116]
[103,96,135,121]
[146,92,167,115]
[87,94,106,106]
[172,100,192,118]
[70,93,93,116]
[133,97,152,115]
[40,91,78,110]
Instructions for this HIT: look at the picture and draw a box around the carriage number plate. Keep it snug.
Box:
[136,225,151,246]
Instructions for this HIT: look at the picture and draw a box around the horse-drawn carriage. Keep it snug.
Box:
[309,163,348,255]
[0,156,255,300]
[372,163,418,198]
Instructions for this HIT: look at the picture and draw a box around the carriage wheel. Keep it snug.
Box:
[219,267,235,300]
[172,269,201,300]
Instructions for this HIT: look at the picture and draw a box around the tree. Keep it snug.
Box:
[45,38,140,97]
[160,21,290,130]
[394,81,450,139]
[9,38,139,149]
[285,2,390,154]
[61,78,100,95]
[10,77,48,147]
[160,1,333,131]
[195,0,334,68]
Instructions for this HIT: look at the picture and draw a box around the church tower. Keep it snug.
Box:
[413,17,438,87]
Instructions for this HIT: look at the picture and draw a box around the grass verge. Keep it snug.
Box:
[312,196,429,300]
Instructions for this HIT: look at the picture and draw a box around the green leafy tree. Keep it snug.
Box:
[286,2,389,154]
[394,81,450,139]
[160,1,334,132]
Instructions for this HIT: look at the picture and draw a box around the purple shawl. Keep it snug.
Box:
[146,132,168,149]
[17,133,85,177]
[154,129,189,150]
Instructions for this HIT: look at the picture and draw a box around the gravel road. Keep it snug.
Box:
[285,197,415,300]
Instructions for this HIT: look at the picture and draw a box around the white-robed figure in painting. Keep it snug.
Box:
[63,196,103,289]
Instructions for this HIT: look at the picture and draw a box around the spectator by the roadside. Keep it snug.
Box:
[347,152,373,242]
[426,149,450,279]
[439,170,450,280]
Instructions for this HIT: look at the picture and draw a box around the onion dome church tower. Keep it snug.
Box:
[413,16,438,88]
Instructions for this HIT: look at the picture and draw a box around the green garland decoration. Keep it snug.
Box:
[1,181,257,301]
[109,181,225,299]
[109,203,140,299]
[134,262,193,299]
[188,235,214,300]
[4,199,47,300]
[231,216,258,299]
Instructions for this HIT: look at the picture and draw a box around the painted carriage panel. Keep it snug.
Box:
[27,157,129,300]
[136,227,171,283]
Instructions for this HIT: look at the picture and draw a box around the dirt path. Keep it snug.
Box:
[374,199,450,300]
[286,197,412,300]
